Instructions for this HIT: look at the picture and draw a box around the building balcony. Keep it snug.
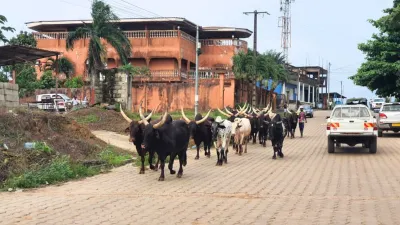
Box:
[132,69,235,83]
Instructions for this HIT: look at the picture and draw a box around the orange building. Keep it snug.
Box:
[26,17,252,110]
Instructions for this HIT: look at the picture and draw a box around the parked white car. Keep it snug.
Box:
[377,102,400,137]
[326,104,378,154]
[36,94,68,111]
[371,97,385,110]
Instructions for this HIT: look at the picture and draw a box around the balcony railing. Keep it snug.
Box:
[33,30,182,40]
[187,70,235,79]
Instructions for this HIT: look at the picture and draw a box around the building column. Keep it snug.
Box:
[312,86,315,106]
[308,84,311,103]
[297,82,301,102]
[219,73,225,108]
[302,83,305,102]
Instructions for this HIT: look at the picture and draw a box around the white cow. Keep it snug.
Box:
[231,117,252,155]
[211,116,232,166]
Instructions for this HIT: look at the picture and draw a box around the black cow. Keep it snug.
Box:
[181,109,212,159]
[249,113,259,144]
[257,113,269,147]
[289,111,298,138]
[267,113,285,159]
[120,106,158,174]
[140,109,190,181]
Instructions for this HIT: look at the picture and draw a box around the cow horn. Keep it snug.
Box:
[120,104,132,123]
[218,108,231,117]
[181,107,191,124]
[153,111,168,129]
[196,109,211,124]
[224,107,234,116]
[139,101,149,126]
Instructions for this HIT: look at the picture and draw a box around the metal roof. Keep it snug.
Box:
[0,45,60,66]
[26,17,252,39]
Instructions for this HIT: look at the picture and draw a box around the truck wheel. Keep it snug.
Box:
[378,130,383,137]
[369,137,377,154]
[328,137,335,153]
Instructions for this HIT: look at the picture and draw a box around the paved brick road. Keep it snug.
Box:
[1,111,400,225]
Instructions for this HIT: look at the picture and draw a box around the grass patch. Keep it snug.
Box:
[34,142,53,154]
[1,146,131,190]
[76,114,99,124]
[99,146,132,167]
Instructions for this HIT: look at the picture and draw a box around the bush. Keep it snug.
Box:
[64,77,84,88]
[38,70,56,89]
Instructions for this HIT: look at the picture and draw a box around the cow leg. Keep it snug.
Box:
[158,155,166,181]
[216,149,220,166]
[168,153,176,175]
[177,152,184,178]
[137,147,146,174]
[148,151,156,170]
[219,149,224,166]
[224,149,228,164]
[195,145,200,160]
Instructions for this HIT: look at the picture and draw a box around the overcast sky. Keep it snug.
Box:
[1,0,394,99]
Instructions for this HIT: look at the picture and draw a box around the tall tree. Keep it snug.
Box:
[0,15,15,44]
[9,31,36,47]
[263,50,289,106]
[350,0,400,98]
[66,0,132,101]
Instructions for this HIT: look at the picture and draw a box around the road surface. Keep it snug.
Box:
[1,111,400,225]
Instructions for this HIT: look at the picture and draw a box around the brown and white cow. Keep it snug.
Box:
[231,117,252,155]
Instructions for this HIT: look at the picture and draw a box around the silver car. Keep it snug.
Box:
[377,102,400,137]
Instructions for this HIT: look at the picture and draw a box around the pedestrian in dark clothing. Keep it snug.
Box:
[298,107,307,138]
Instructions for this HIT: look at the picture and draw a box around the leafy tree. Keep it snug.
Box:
[8,31,36,47]
[38,71,56,89]
[66,0,132,101]
[118,63,150,77]
[350,0,400,98]
[16,65,39,97]
[0,15,15,44]
[64,77,84,88]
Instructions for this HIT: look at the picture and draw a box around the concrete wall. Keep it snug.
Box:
[0,83,19,108]
[131,79,235,112]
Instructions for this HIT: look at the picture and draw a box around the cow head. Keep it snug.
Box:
[120,104,153,143]
[139,102,168,150]
[211,117,226,141]
[231,118,244,135]
[181,108,211,138]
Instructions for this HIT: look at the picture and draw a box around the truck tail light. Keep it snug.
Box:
[379,113,387,119]
[327,122,331,130]
[373,123,378,131]
[58,102,64,106]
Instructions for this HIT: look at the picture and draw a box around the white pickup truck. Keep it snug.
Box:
[326,104,378,154]
[377,102,400,137]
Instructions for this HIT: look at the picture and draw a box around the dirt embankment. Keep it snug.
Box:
[0,108,130,182]
[67,107,130,134]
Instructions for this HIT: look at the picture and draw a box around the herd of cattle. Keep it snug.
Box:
[120,102,301,181]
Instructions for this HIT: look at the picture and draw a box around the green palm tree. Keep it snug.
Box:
[0,15,15,44]
[262,50,289,106]
[66,0,132,100]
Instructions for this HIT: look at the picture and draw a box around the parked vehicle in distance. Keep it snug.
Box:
[35,94,68,111]
[300,104,313,118]
[371,97,385,110]
[346,98,368,107]
[377,102,400,137]
[326,104,378,154]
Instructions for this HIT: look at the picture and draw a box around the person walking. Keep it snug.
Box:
[298,106,307,138]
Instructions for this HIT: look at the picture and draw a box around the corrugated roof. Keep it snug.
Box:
[0,45,60,66]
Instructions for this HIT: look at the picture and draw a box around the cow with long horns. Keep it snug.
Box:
[211,116,232,165]
[217,103,249,148]
[120,104,158,174]
[231,116,252,155]
[266,108,285,159]
[251,106,270,147]
[181,108,212,159]
[140,103,190,181]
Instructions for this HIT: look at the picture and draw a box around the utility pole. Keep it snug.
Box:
[327,62,331,109]
[194,25,200,115]
[340,81,343,104]
[244,10,269,107]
